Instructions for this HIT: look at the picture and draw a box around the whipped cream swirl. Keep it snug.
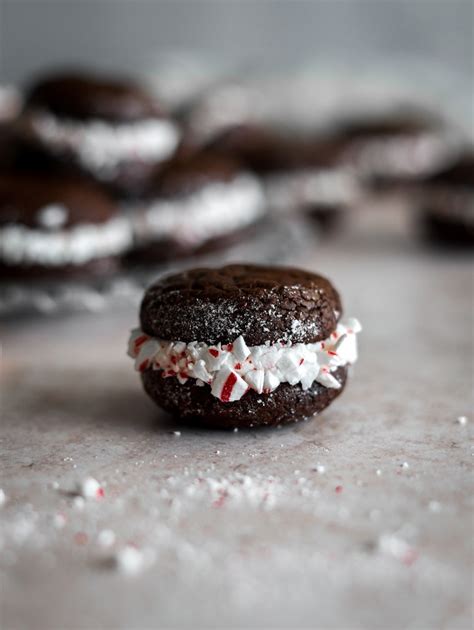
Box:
[128,318,361,403]
[29,111,180,176]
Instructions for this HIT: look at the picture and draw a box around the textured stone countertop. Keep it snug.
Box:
[1,201,472,629]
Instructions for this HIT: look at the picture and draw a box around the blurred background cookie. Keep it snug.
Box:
[126,152,266,262]
[416,150,474,247]
[18,71,182,197]
[0,172,132,278]
[332,105,461,187]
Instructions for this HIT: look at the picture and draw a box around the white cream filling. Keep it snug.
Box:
[0,211,132,266]
[29,111,180,176]
[128,318,361,403]
[130,174,266,246]
[345,131,460,178]
[265,168,359,212]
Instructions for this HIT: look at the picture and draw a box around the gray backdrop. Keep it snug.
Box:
[0,0,472,85]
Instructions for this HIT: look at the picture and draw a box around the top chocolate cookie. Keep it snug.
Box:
[26,71,165,122]
[140,264,342,346]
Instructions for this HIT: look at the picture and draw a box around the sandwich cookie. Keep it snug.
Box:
[19,71,181,195]
[127,153,266,261]
[418,151,474,247]
[128,264,361,428]
[205,124,359,230]
[0,173,132,278]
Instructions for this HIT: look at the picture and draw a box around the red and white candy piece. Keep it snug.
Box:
[211,367,249,402]
[134,339,160,372]
[127,328,150,358]
[75,477,105,500]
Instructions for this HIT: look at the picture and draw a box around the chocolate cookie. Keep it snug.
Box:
[129,264,361,428]
[333,106,459,184]
[126,152,266,263]
[203,124,359,229]
[418,151,474,247]
[19,71,181,196]
[0,173,132,278]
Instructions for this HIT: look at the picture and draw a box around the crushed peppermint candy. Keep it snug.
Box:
[73,496,85,510]
[97,529,116,548]
[378,534,418,566]
[52,513,67,529]
[113,545,149,576]
[74,477,105,500]
[128,318,361,403]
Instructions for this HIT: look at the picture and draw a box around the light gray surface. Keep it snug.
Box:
[1,202,473,629]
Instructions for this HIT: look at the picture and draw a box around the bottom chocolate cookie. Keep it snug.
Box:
[142,365,348,429]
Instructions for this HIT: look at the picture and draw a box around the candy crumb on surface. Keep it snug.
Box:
[53,513,67,529]
[97,529,116,548]
[0,489,6,507]
[73,497,85,510]
[113,545,147,576]
[75,477,104,500]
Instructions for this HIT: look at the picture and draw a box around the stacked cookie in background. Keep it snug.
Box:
[181,80,471,243]
[0,68,472,292]
[0,71,267,283]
